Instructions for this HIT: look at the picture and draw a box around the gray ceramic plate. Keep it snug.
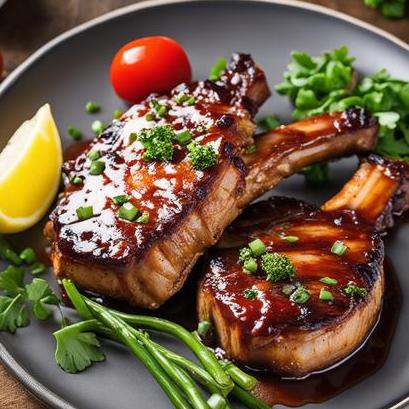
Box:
[1,1,409,408]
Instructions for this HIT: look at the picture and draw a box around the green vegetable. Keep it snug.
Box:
[150,100,169,118]
[187,142,218,170]
[85,101,100,114]
[209,58,227,81]
[89,160,105,175]
[68,126,83,141]
[257,115,280,130]
[239,247,253,264]
[300,163,330,185]
[112,194,129,205]
[319,288,334,302]
[113,109,123,119]
[176,130,193,146]
[364,0,407,18]
[91,120,105,135]
[54,319,105,373]
[282,235,299,243]
[207,393,226,409]
[0,265,24,295]
[19,248,36,265]
[76,206,94,221]
[136,211,150,224]
[145,112,156,121]
[25,278,59,320]
[344,282,368,298]
[331,240,347,256]
[138,125,174,162]
[0,294,29,333]
[231,385,270,409]
[0,237,11,260]
[320,277,338,285]
[290,286,310,304]
[243,289,258,299]
[243,258,257,274]
[31,262,46,276]
[87,150,100,161]
[118,202,140,222]
[186,96,196,106]
[248,238,266,256]
[261,252,295,282]
[197,321,211,337]
[4,248,22,266]
[71,175,84,185]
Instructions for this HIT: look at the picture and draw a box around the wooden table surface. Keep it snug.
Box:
[0,0,408,408]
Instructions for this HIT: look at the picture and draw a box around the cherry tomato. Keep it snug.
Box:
[110,36,192,103]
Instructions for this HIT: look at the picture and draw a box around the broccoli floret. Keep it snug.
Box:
[187,142,218,170]
[261,252,295,282]
[137,125,174,162]
[343,282,367,298]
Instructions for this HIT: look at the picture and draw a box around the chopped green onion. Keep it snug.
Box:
[243,289,258,299]
[245,144,257,154]
[118,202,140,222]
[89,160,105,176]
[282,235,299,243]
[248,238,266,256]
[175,130,193,146]
[31,262,46,276]
[197,320,211,337]
[91,120,105,135]
[5,248,22,266]
[71,176,84,185]
[243,258,257,274]
[87,150,100,161]
[76,206,94,221]
[151,100,168,118]
[319,288,334,301]
[112,195,129,205]
[136,211,150,224]
[209,58,227,81]
[67,126,82,141]
[175,94,190,105]
[320,277,338,286]
[129,132,138,144]
[282,283,296,296]
[186,96,196,106]
[145,113,156,121]
[113,109,123,119]
[85,101,100,114]
[290,286,310,304]
[331,240,348,256]
[19,248,36,265]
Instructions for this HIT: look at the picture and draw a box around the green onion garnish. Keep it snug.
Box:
[343,282,367,298]
[67,126,83,141]
[145,113,156,121]
[243,289,258,299]
[197,320,211,337]
[136,211,150,224]
[175,94,190,105]
[129,132,138,144]
[118,202,140,222]
[71,176,84,185]
[186,96,196,106]
[290,287,310,304]
[112,195,129,205]
[91,120,105,135]
[87,150,100,161]
[89,160,105,176]
[331,240,347,256]
[209,58,227,81]
[113,110,123,119]
[319,288,334,301]
[175,130,193,146]
[19,248,36,265]
[282,235,299,243]
[76,206,94,221]
[243,257,257,274]
[31,262,46,276]
[4,249,22,266]
[85,101,100,114]
[151,100,168,118]
[320,277,338,286]
[248,238,266,256]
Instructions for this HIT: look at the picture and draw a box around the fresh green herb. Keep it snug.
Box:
[31,262,46,276]
[243,289,258,299]
[0,237,11,260]
[91,120,105,135]
[25,278,60,320]
[197,320,211,337]
[209,58,227,81]
[138,125,174,162]
[4,248,22,266]
[331,240,348,256]
[261,252,295,282]
[301,163,330,185]
[129,132,138,144]
[145,112,156,121]
[54,319,105,373]
[282,283,297,296]
[364,0,407,18]
[175,94,190,105]
[320,277,338,285]
[319,288,334,302]
[150,100,169,118]
[0,294,29,333]
[19,248,36,265]
[186,96,196,106]
[85,101,100,114]
[71,175,84,185]
[112,194,129,205]
[89,160,105,176]
[290,286,310,304]
[67,126,83,141]
[175,130,193,146]
[344,282,368,298]
[0,265,25,295]
[76,206,94,221]
[257,114,280,130]
[118,202,140,222]
[282,235,299,243]
[113,109,123,119]
[187,142,218,170]
[136,211,150,224]
[243,258,258,274]
[245,144,257,154]
[248,238,266,256]
[87,150,100,161]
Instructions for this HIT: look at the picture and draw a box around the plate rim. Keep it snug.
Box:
[0,1,408,408]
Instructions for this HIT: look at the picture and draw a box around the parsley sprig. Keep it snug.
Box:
[364,0,407,18]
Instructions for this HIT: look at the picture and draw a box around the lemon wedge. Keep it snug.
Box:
[0,104,62,233]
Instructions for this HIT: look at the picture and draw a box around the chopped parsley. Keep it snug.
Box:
[343,282,368,298]
[243,289,258,299]
[137,125,174,162]
[187,142,218,170]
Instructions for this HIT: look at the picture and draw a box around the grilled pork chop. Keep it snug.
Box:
[45,53,378,309]
[198,155,409,377]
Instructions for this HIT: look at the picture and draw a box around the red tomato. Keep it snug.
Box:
[110,36,192,103]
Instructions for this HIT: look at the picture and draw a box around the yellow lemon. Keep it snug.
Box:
[0,104,62,233]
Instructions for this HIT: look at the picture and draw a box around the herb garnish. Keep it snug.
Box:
[209,58,227,81]
[261,252,295,282]
[344,282,368,298]
[137,125,174,162]
[187,141,218,170]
